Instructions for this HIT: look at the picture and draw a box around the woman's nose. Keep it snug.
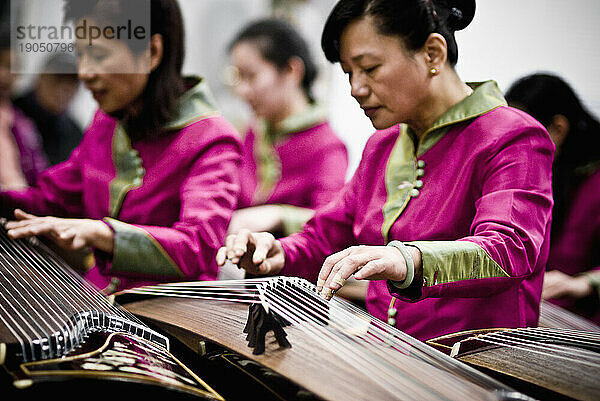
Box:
[350,73,370,99]
[234,81,252,101]
[77,55,96,82]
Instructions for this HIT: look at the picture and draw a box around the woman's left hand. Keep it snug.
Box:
[317,245,421,300]
[226,205,283,235]
[5,209,114,253]
[542,270,593,300]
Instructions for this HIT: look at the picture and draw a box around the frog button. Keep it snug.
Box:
[397,181,413,190]
[417,160,425,168]
[410,188,420,198]
[415,180,423,189]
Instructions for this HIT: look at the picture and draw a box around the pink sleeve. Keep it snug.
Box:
[463,126,554,275]
[405,125,554,300]
[96,139,241,281]
[309,142,349,208]
[548,169,600,276]
[1,144,85,218]
[389,125,554,302]
[280,169,359,283]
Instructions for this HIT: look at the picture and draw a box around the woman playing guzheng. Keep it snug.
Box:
[217,0,555,342]
[1,0,242,293]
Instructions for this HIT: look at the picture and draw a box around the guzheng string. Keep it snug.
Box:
[539,299,600,332]
[261,281,481,400]
[125,281,263,303]
[457,328,600,368]
[127,278,522,400]
[496,326,600,346]
[0,224,157,362]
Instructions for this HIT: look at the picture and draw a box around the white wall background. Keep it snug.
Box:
[13,0,600,179]
[456,0,600,115]
[178,0,600,179]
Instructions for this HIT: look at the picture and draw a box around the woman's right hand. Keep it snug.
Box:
[5,209,114,253]
[216,229,285,275]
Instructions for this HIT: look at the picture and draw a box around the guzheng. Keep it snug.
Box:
[0,218,528,400]
[122,276,600,401]
[427,301,600,401]
[4,217,597,401]
[0,223,222,400]
[121,277,533,401]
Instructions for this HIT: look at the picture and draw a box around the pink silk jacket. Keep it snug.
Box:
[2,79,242,293]
[278,81,555,341]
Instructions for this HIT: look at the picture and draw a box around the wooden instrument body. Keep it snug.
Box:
[121,291,524,401]
[5,219,598,401]
[124,297,397,401]
[0,226,223,400]
[2,330,222,400]
[1,225,512,401]
[427,318,600,401]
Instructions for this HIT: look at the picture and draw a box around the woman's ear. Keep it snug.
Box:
[547,114,570,149]
[149,33,164,72]
[284,56,305,87]
[423,33,447,75]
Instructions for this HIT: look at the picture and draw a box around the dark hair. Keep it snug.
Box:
[505,73,600,236]
[321,0,475,66]
[0,19,10,50]
[64,0,186,141]
[0,0,10,50]
[229,18,318,103]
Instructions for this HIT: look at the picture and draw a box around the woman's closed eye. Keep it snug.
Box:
[89,48,110,63]
[363,65,380,75]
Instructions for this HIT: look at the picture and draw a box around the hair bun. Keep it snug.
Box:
[446,0,476,31]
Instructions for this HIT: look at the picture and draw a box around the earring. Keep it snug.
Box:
[430,67,438,75]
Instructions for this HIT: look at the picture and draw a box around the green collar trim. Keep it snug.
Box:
[416,80,507,156]
[382,127,416,242]
[252,103,326,204]
[381,81,507,242]
[258,103,327,145]
[163,77,221,131]
[108,77,219,217]
[109,126,145,218]
[574,160,600,177]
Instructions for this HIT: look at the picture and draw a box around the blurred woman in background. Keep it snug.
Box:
[506,73,600,323]
[0,25,48,190]
[227,18,348,237]
[13,53,83,166]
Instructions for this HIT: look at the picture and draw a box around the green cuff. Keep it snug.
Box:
[279,205,315,236]
[387,241,415,289]
[104,218,183,278]
[584,271,600,298]
[405,240,509,287]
